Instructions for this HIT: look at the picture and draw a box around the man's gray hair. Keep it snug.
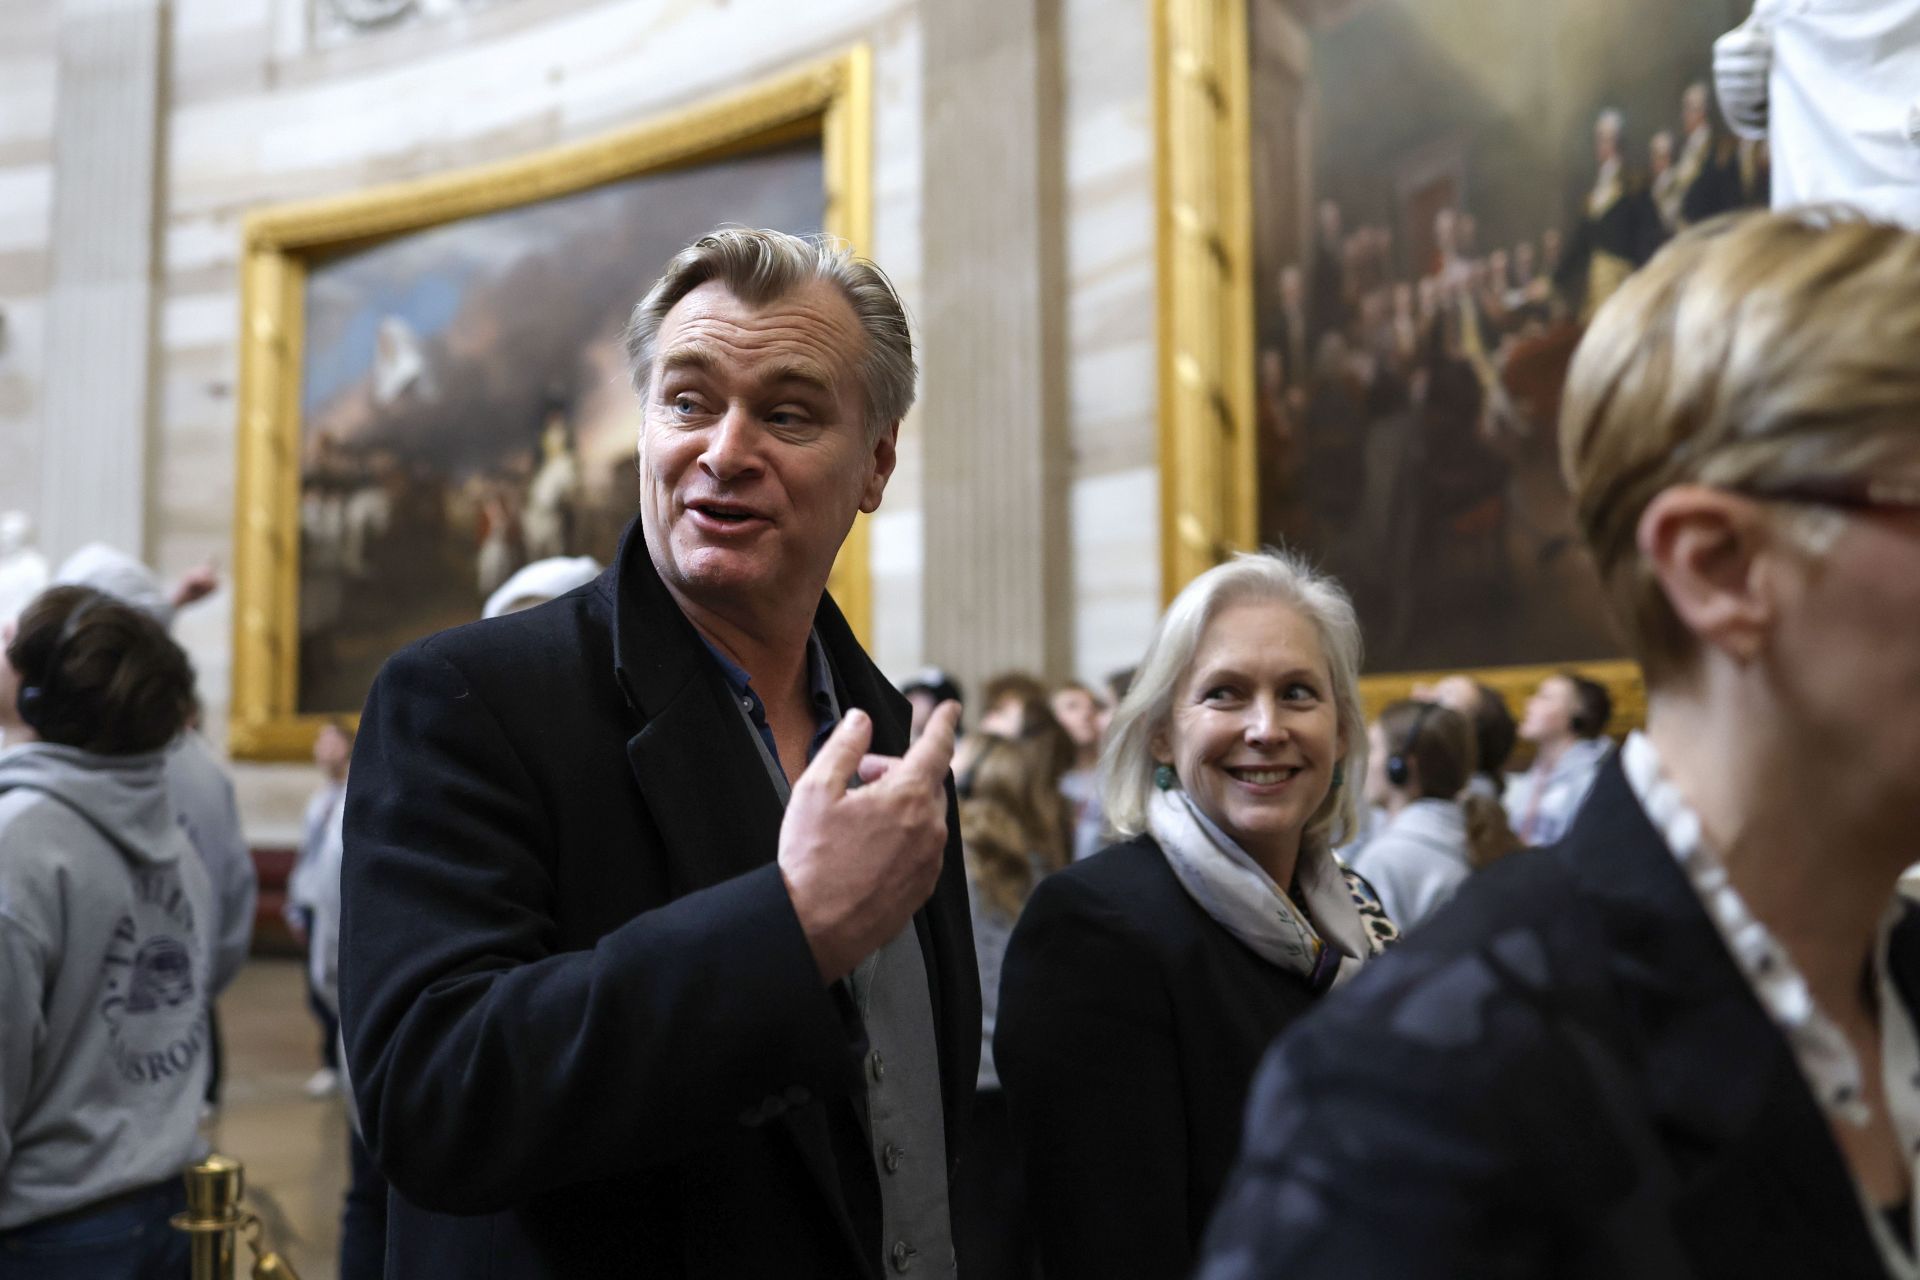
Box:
[1100,549,1368,859]
[622,227,916,439]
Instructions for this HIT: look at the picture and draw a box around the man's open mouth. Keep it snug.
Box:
[689,501,765,526]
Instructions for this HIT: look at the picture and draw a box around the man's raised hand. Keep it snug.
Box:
[778,701,961,982]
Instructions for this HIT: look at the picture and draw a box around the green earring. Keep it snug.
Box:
[1154,764,1177,791]
[1330,762,1345,790]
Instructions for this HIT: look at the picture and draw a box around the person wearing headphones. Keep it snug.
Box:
[1502,671,1612,846]
[0,586,211,1276]
[1349,699,1518,931]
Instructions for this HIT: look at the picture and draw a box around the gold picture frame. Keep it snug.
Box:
[230,48,875,761]
[1151,1,1643,727]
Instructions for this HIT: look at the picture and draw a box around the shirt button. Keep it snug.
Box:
[869,1051,885,1083]
[882,1142,904,1173]
[890,1240,915,1272]
[741,696,754,710]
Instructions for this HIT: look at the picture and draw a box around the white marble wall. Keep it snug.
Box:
[919,0,1073,698]
[39,0,166,565]
[1061,0,1160,686]
[0,1,59,524]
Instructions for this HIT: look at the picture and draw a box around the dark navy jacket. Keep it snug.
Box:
[1199,756,1919,1280]
[338,519,980,1279]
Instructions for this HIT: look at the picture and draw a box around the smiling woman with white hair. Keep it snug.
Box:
[993,549,1396,1280]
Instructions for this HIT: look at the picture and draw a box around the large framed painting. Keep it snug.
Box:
[231,50,873,760]
[1155,0,1760,720]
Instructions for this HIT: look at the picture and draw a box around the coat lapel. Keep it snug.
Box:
[605,522,877,1275]
[1557,761,1888,1275]
[623,679,787,897]
[607,517,797,897]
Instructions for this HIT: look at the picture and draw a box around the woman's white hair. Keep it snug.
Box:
[1100,548,1368,858]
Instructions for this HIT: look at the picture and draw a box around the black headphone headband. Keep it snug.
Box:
[1386,701,1437,789]
[15,591,112,736]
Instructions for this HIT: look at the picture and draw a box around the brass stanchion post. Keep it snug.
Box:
[173,1154,242,1280]
[172,1153,304,1280]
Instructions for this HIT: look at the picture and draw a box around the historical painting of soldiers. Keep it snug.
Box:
[295,142,824,714]
[1246,0,1760,672]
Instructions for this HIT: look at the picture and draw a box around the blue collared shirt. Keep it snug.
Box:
[700,631,841,778]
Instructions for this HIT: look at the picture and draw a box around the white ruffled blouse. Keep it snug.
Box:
[1621,730,1920,1275]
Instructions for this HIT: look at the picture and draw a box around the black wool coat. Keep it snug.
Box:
[1198,756,1920,1280]
[994,836,1332,1280]
[338,518,980,1280]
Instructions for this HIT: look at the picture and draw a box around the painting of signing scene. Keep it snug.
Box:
[295,144,823,714]
[1247,0,1760,672]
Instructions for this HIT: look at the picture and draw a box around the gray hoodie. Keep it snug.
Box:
[1347,798,1472,932]
[0,742,214,1229]
[165,731,257,994]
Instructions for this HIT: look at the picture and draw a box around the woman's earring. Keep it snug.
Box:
[1154,764,1177,791]
[1330,762,1345,790]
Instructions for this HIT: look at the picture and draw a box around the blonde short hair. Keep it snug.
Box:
[1101,549,1367,857]
[623,227,916,439]
[1561,210,1920,687]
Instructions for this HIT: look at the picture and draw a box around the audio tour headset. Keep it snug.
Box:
[13,592,111,740]
[1384,701,1438,790]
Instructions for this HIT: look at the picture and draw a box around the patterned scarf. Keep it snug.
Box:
[1149,787,1398,991]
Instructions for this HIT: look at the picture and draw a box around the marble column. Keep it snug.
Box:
[37,0,165,565]
[918,0,1071,698]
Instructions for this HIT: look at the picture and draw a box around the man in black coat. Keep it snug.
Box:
[339,228,980,1279]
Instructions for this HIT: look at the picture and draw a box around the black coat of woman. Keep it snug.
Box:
[995,836,1334,1278]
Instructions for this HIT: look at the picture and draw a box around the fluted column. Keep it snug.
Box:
[38,0,165,564]
[919,0,1071,696]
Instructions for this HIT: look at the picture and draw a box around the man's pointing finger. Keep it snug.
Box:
[895,700,961,787]
[799,708,873,799]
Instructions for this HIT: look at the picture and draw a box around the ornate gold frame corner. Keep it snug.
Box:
[230,48,876,761]
[1150,1,1644,729]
